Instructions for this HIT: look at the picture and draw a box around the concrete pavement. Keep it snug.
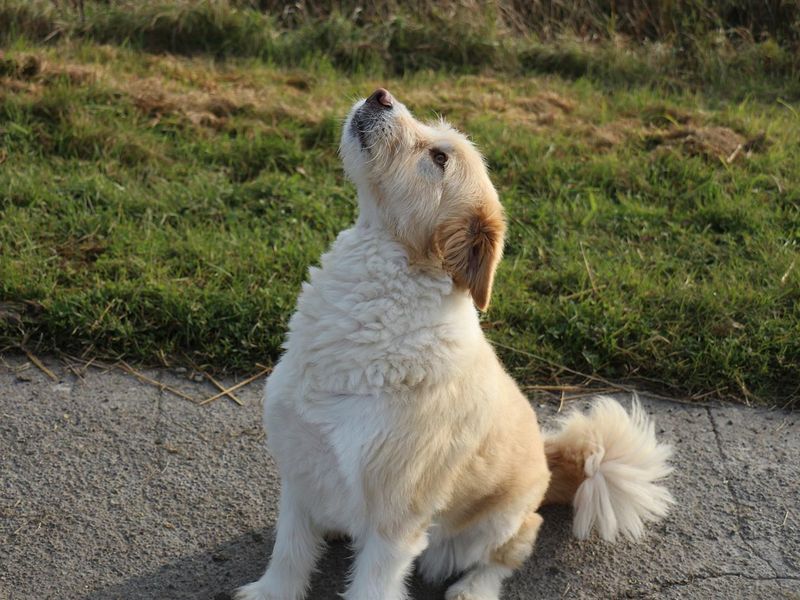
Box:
[1,354,798,599]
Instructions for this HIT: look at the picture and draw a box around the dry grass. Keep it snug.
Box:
[9,52,768,165]
[2,1,799,100]
[0,45,778,174]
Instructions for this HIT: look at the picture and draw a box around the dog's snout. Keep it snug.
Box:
[367,88,394,109]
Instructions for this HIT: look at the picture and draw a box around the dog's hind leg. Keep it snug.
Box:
[444,510,543,600]
[235,486,324,600]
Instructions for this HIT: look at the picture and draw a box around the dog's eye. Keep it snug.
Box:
[431,150,448,168]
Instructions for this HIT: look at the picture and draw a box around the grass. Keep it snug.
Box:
[2,1,800,99]
[1,2,799,406]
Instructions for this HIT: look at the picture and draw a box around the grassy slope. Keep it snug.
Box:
[1,33,799,404]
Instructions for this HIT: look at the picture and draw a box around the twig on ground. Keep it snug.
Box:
[579,241,598,294]
[22,347,57,381]
[688,388,722,401]
[726,143,743,163]
[524,384,623,410]
[64,361,86,380]
[61,354,97,380]
[775,418,790,433]
[560,391,613,402]
[524,384,600,392]
[524,384,621,396]
[118,361,197,404]
[493,340,720,407]
[559,284,607,301]
[734,374,756,407]
[58,352,116,374]
[493,341,635,393]
[781,260,795,285]
[202,370,244,406]
[199,366,271,406]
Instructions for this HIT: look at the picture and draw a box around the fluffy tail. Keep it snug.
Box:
[543,395,674,542]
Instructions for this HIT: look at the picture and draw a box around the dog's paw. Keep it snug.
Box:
[234,581,280,600]
[445,581,498,600]
[445,592,492,600]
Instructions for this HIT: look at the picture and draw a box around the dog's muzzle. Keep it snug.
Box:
[350,88,394,150]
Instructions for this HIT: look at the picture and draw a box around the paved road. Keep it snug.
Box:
[1,354,798,599]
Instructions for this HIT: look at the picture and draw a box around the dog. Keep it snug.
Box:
[236,88,674,600]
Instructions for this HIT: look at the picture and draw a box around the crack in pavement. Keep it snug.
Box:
[654,571,800,595]
[705,406,781,579]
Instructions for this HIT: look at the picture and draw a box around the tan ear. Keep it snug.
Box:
[434,203,506,311]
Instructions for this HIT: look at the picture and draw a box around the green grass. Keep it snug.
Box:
[1,5,799,405]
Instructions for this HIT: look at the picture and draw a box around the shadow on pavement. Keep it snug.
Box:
[83,507,572,600]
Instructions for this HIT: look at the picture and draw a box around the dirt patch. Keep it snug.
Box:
[636,104,693,127]
[124,76,325,131]
[501,91,579,129]
[185,110,225,129]
[54,236,107,268]
[426,82,770,162]
[565,112,766,161]
[205,96,241,118]
[589,105,769,160]
[404,86,580,133]
[586,124,626,149]
[285,75,312,91]
[132,91,177,118]
[1,50,324,131]
[0,76,41,95]
[514,91,576,115]
[42,64,99,85]
[0,53,42,79]
[0,52,100,85]
[645,126,767,162]
[654,127,744,160]
[130,87,249,129]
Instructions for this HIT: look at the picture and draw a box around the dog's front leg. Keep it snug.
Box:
[236,486,323,600]
[345,527,429,600]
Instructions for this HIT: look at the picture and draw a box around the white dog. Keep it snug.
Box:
[236,89,674,600]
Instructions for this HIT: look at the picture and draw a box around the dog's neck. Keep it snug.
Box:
[354,187,442,272]
[355,188,382,231]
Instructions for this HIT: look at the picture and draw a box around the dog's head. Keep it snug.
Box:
[340,88,506,311]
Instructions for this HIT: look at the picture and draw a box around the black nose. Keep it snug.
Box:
[366,88,394,109]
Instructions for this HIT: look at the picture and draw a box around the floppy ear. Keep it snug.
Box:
[434,203,506,311]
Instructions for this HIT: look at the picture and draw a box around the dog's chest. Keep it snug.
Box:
[270,383,484,533]
[283,230,480,396]
[265,380,483,534]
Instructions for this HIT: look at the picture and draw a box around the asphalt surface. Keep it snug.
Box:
[1,354,798,600]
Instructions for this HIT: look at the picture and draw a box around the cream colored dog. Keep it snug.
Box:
[236,89,674,600]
